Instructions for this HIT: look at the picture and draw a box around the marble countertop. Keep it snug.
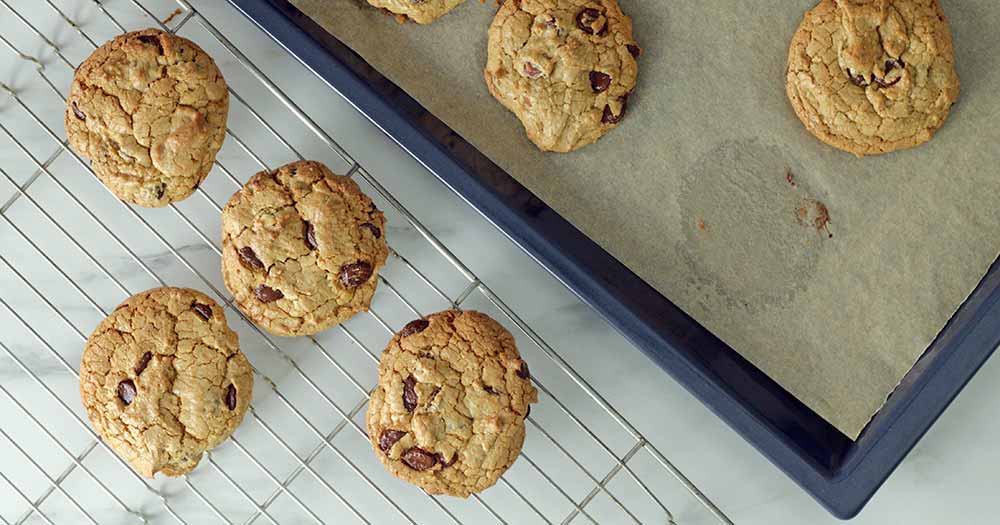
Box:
[0,1,995,523]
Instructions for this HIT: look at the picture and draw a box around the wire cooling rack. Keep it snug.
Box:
[0,1,733,523]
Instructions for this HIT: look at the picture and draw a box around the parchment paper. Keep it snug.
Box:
[292,0,1000,439]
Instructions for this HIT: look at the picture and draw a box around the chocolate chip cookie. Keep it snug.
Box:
[66,29,229,207]
[80,287,252,477]
[484,0,640,152]
[366,310,538,497]
[221,160,388,336]
[367,0,465,24]
[786,0,960,157]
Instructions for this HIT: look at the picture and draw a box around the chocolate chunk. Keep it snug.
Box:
[118,379,136,405]
[360,222,382,239]
[848,70,869,87]
[153,183,166,200]
[437,452,458,468]
[402,447,438,471]
[136,34,163,54]
[627,44,641,58]
[516,362,530,379]
[602,95,629,124]
[576,8,605,35]
[590,71,612,93]
[225,384,237,410]
[254,284,283,303]
[71,101,86,121]
[238,247,264,270]
[134,352,152,376]
[192,302,212,320]
[379,430,407,452]
[484,385,499,395]
[400,319,429,337]
[403,375,418,412]
[304,222,317,250]
[339,261,373,288]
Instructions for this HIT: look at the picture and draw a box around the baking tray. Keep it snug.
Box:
[228,0,1000,519]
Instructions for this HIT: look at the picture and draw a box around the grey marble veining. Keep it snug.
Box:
[0,0,998,524]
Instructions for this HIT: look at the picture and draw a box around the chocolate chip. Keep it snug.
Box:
[192,302,212,320]
[360,222,382,239]
[437,452,458,468]
[153,183,166,200]
[516,362,530,379]
[71,101,86,121]
[576,8,605,35]
[403,375,418,412]
[225,384,237,410]
[602,94,629,124]
[626,44,641,58]
[400,319,429,337]
[402,447,438,471]
[484,385,499,395]
[254,284,283,303]
[379,430,407,452]
[523,61,543,79]
[874,76,900,88]
[848,70,869,87]
[304,222,317,250]
[874,59,903,88]
[339,261,373,288]
[238,247,264,270]
[118,379,136,405]
[134,352,152,376]
[590,71,611,93]
[137,34,163,54]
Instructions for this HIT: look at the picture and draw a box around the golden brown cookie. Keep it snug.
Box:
[484,0,641,152]
[80,287,252,478]
[367,0,465,24]
[221,160,389,336]
[66,29,229,207]
[366,310,538,497]
[786,0,960,157]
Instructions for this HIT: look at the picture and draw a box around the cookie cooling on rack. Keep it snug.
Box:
[786,0,960,156]
[80,287,253,477]
[66,28,229,207]
[221,160,389,337]
[484,0,641,152]
[367,310,538,497]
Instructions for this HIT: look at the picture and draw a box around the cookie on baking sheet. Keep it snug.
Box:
[66,28,229,207]
[484,0,641,153]
[368,0,465,24]
[786,0,960,157]
[80,287,252,478]
[366,310,538,497]
[221,160,389,337]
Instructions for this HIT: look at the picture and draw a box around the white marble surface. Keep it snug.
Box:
[0,1,997,523]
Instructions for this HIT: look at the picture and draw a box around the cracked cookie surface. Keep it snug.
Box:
[367,0,465,24]
[366,310,538,497]
[80,287,252,478]
[786,0,959,156]
[221,160,388,336]
[484,0,640,152]
[66,28,229,207]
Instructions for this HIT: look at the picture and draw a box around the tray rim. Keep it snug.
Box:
[226,0,1000,519]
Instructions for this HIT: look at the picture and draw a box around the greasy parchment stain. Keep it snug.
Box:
[291,0,1000,439]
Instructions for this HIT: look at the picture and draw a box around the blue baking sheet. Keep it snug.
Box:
[228,0,1000,518]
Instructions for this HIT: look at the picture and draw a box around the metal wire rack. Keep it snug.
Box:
[0,1,733,523]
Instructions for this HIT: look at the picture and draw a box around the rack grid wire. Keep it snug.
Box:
[0,1,733,524]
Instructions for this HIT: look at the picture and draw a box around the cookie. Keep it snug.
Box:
[368,0,465,24]
[221,160,389,337]
[66,28,229,207]
[366,310,538,497]
[786,0,960,157]
[80,287,252,477]
[484,0,641,152]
